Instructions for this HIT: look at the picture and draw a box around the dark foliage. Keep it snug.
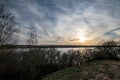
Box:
[0,40,119,80]
[92,40,120,60]
[0,48,82,80]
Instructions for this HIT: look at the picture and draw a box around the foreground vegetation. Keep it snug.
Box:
[43,60,120,80]
[0,40,120,80]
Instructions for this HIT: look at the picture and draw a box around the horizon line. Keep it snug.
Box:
[0,44,120,49]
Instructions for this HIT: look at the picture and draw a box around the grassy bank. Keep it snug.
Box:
[43,60,120,80]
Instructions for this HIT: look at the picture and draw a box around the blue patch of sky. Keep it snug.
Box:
[0,0,120,44]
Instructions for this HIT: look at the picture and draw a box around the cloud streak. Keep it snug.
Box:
[0,0,120,44]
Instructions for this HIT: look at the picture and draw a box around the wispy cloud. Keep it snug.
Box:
[0,0,120,44]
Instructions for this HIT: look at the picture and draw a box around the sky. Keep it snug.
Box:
[0,0,120,45]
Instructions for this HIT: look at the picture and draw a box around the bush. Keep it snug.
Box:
[92,40,120,60]
[0,40,119,80]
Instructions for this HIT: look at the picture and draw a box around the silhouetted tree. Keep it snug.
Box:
[26,25,37,45]
[94,40,119,60]
[0,4,18,45]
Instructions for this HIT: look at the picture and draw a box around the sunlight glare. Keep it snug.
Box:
[79,36,87,43]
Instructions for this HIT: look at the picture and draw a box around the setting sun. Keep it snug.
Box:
[79,36,87,42]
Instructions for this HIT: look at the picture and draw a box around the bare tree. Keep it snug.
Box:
[26,25,37,45]
[94,40,119,60]
[0,4,18,45]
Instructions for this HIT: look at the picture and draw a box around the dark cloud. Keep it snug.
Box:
[104,27,120,38]
[69,39,79,41]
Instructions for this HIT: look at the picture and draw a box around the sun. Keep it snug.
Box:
[79,36,87,42]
